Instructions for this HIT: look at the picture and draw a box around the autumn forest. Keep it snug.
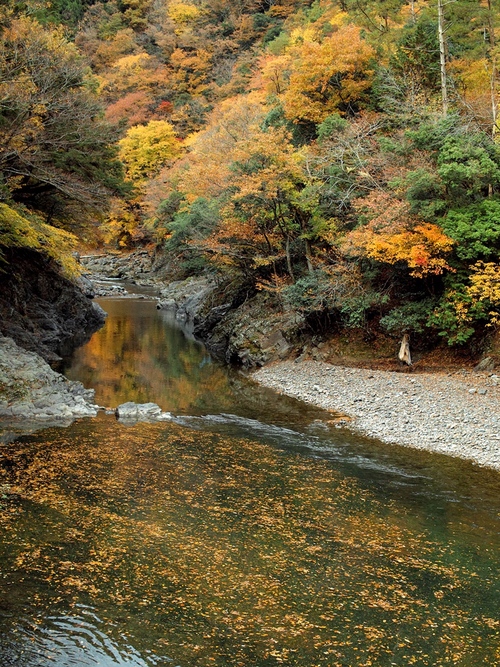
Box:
[2,0,500,350]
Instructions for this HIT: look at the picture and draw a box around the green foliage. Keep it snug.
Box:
[282,268,385,329]
[426,269,494,345]
[400,122,500,229]
[380,299,436,335]
[427,291,477,346]
[6,0,94,27]
[162,197,220,276]
[437,135,500,204]
[389,17,441,94]
[253,13,271,30]
[442,200,500,261]
[283,272,332,314]
[166,197,220,249]
[266,31,290,55]
[156,191,185,225]
[262,24,283,46]
[400,169,447,221]
[317,114,348,143]
[340,292,388,329]
[406,115,461,154]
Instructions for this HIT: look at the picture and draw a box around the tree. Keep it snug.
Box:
[280,24,375,123]
[342,191,455,278]
[437,0,449,115]
[172,93,266,201]
[0,16,124,228]
[118,120,182,182]
[205,125,330,280]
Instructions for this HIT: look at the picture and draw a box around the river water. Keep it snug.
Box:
[1,296,499,666]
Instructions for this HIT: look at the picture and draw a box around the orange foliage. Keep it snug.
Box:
[169,48,212,97]
[173,93,266,201]
[452,57,497,131]
[105,91,156,127]
[260,54,292,96]
[343,192,455,277]
[281,24,375,123]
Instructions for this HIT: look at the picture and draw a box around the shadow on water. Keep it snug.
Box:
[0,294,499,666]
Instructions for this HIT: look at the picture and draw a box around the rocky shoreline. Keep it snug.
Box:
[254,361,500,471]
[0,335,100,440]
[0,334,173,442]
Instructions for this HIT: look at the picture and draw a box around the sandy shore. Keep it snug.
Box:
[253,361,500,471]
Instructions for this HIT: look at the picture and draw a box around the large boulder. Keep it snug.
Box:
[0,334,99,428]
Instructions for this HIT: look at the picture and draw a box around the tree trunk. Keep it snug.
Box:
[285,236,294,281]
[304,238,314,274]
[409,0,416,24]
[398,334,412,366]
[438,0,448,116]
[486,0,498,139]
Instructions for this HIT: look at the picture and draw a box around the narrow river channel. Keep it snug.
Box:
[1,295,500,666]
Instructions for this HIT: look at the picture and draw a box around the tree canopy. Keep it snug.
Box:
[3,0,500,347]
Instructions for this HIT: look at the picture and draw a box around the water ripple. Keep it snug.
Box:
[1,607,174,667]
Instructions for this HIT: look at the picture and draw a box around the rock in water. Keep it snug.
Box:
[115,402,165,422]
[0,335,99,427]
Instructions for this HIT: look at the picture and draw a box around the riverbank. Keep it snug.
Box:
[0,335,100,440]
[0,248,106,363]
[253,361,500,471]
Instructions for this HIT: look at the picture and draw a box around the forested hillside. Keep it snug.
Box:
[2,0,500,354]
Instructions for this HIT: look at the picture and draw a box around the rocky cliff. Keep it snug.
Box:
[0,248,106,363]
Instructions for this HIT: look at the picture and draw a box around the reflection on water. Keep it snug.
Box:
[1,296,500,666]
[64,299,232,414]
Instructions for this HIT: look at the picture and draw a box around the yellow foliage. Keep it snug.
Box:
[113,53,152,71]
[101,51,169,100]
[281,24,375,123]
[118,120,182,182]
[0,203,79,277]
[169,48,212,96]
[167,1,202,25]
[99,200,143,247]
[289,25,319,45]
[467,261,500,325]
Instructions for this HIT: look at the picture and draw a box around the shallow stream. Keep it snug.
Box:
[1,296,499,666]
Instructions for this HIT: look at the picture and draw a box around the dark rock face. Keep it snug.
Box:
[156,275,302,367]
[0,248,106,362]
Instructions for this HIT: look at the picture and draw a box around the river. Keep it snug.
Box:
[0,295,499,666]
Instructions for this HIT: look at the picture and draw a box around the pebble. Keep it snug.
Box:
[254,360,500,471]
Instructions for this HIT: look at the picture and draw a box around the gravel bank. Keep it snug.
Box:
[253,361,500,471]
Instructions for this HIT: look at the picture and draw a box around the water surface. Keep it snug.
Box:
[1,296,499,666]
